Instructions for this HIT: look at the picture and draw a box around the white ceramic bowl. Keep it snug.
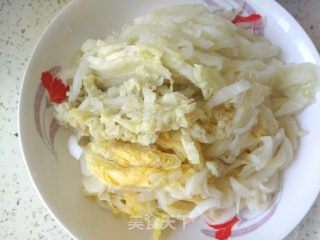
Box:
[19,0,320,239]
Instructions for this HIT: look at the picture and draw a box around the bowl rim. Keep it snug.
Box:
[18,0,79,239]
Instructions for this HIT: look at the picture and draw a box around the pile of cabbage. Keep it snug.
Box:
[55,4,320,239]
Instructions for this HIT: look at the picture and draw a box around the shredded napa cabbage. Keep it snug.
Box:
[54,4,320,240]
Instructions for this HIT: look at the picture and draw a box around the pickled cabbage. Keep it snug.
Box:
[54,4,320,240]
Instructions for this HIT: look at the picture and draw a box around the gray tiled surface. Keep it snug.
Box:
[0,0,319,239]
